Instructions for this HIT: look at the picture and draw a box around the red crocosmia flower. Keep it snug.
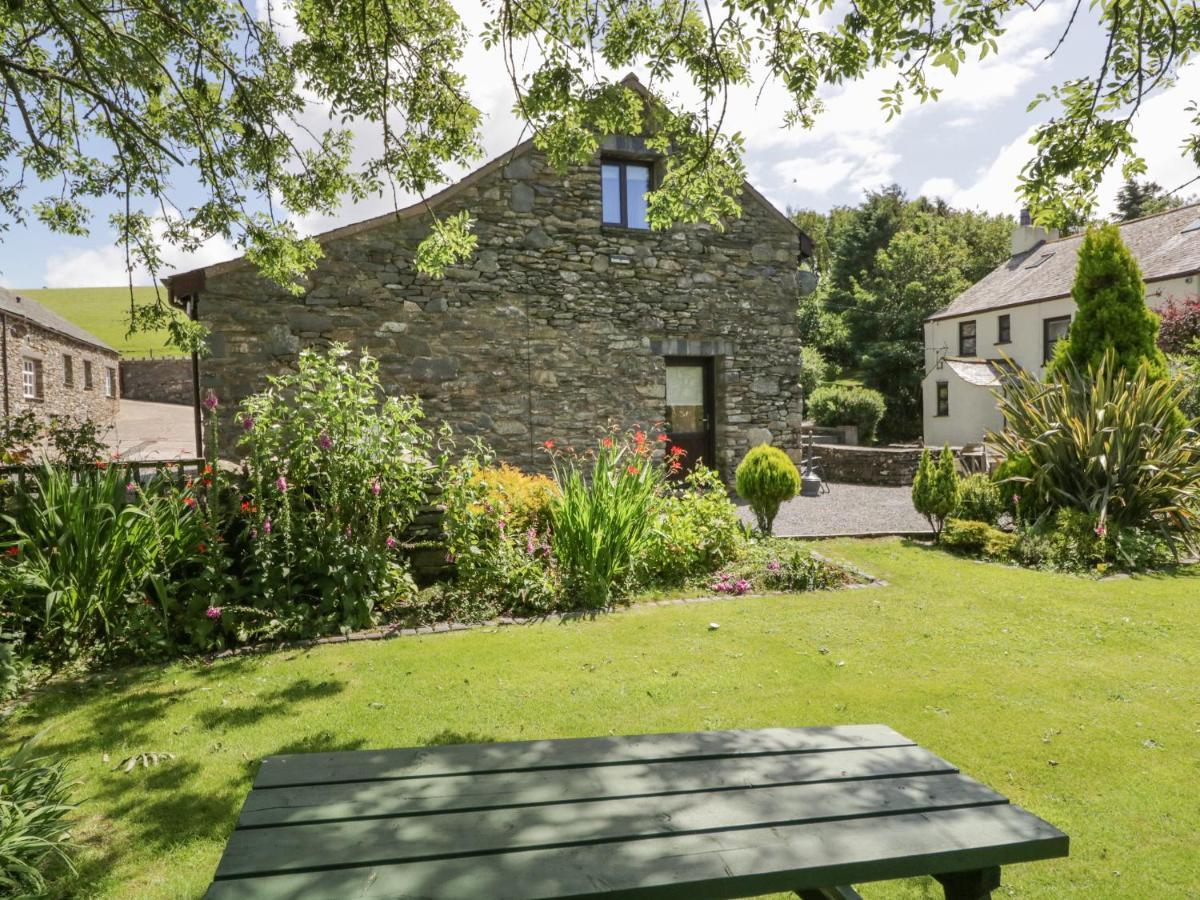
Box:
[670,461,682,472]
[4,546,18,557]
[656,433,669,442]
[669,445,686,457]
[183,496,197,508]
[543,439,555,449]
[635,431,646,444]
[240,501,251,512]
[601,437,613,448]
[203,464,213,475]
[626,465,639,474]
[197,542,207,553]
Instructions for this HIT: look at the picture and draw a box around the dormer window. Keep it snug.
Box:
[601,159,651,229]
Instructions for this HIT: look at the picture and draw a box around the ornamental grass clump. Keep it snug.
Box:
[237,345,441,634]
[548,429,670,609]
[735,444,800,535]
[0,736,78,896]
[991,350,1200,560]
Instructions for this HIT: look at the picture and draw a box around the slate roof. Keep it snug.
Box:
[929,203,1200,322]
[0,286,116,353]
[943,357,1021,387]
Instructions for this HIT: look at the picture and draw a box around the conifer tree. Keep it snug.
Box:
[912,445,960,540]
[1048,225,1167,380]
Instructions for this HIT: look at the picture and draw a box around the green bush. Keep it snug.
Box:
[956,474,1003,525]
[0,737,78,896]
[799,346,828,406]
[912,445,960,539]
[941,518,1017,559]
[808,384,887,443]
[1013,508,1173,574]
[992,451,1042,521]
[440,449,559,619]
[992,350,1200,554]
[641,466,742,587]
[735,445,800,535]
[238,345,435,634]
[0,464,206,664]
[550,429,665,609]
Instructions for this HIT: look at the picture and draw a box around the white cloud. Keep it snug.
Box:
[43,227,237,288]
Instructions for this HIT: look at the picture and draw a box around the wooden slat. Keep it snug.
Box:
[238,744,958,827]
[205,803,1068,900]
[252,725,912,788]
[215,773,1006,879]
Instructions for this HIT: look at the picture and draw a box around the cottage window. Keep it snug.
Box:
[63,354,74,387]
[958,320,977,357]
[997,314,1011,345]
[601,159,651,229]
[104,367,116,398]
[1043,315,1071,364]
[83,360,94,390]
[935,381,949,417]
[21,358,43,400]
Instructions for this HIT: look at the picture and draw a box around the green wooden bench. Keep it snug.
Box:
[205,725,1068,899]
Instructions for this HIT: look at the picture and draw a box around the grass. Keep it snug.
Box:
[3,538,1199,898]
[15,287,184,358]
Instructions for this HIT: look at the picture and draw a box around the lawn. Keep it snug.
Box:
[3,539,1198,899]
[15,287,184,358]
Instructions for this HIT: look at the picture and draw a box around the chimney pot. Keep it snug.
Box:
[1019,207,1032,227]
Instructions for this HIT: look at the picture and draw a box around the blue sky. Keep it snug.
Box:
[3,0,1198,289]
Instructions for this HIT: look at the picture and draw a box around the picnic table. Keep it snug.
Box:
[205,725,1068,899]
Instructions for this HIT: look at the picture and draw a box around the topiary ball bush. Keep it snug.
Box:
[956,473,1004,525]
[735,444,801,535]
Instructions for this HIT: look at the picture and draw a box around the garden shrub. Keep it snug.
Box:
[237,345,437,635]
[912,445,960,539]
[0,737,78,896]
[992,350,1200,556]
[735,445,800,535]
[708,540,854,594]
[798,346,828,406]
[641,466,742,587]
[550,429,666,608]
[956,474,1003,525]
[1157,295,1200,354]
[808,384,887,443]
[440,450,559,619]
[940,518,1017,559]
[1013,509,1173,573]
[992,451,1042,521]
[0,463,207,664]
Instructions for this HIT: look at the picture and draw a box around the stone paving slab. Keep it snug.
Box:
[737,482,932,537]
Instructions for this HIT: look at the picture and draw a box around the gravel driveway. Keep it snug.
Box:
[736,482,931,537]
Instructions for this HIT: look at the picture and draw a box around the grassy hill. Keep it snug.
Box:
[15,286,184,358]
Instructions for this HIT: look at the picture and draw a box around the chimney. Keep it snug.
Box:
[1011,207,1058,256]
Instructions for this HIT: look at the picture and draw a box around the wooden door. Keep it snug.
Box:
[664,357,715,474]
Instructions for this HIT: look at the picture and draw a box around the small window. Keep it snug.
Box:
[83,360,94,390]
[958,320,977,357]
[1044,315,1071,364]
[21,358,43,400]
[63,354,74,387]
[936,381,949,417]
[601,159,652,229]
[104,367,116,398]
[997,314,1011,344]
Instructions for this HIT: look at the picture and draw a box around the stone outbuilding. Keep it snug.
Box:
[167,102,814,476]
[0,286,120,426]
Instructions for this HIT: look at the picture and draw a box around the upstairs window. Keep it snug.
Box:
[958,320,977,357]
[997,314,1011,344]
[601,159,651,229]
[63,354,74,387]
[1044,315,1071,364]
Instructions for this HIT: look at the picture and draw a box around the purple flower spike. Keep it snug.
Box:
[202,391,219,411]
[205,606,222,619]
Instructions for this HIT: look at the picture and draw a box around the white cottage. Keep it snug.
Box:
[922,204,1200,447]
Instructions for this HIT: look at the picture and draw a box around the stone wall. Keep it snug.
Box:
[2,317,120,425]
[120,358,193,405]
[195,145,806,477]
[796,443,925,486]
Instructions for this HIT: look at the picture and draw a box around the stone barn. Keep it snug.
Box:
[166,109,814,476]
